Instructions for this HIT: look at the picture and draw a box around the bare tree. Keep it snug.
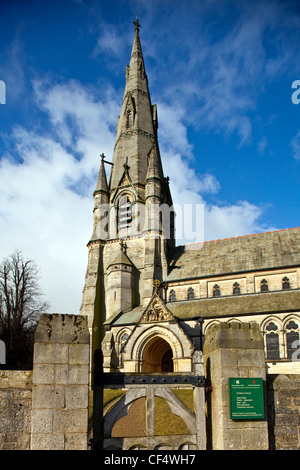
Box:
[0,251,49,369]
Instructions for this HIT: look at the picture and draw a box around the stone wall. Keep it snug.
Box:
[267,374,300,450]
[167,269,299,301]
[0,370,33,450]
[2,315,300,450]
[169,289,300,320]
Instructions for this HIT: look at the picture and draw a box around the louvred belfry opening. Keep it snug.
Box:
[118,195,132,230]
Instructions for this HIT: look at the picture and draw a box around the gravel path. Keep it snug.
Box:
[111,397,147,437]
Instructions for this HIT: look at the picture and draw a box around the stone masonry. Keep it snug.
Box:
[30,314,90,450]
[267,374,300,450]
[203,322,269,450]
[0,370,33,450]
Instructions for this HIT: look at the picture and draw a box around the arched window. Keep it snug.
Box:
[169,289,176,302]
[118,195,132,231]
[261,279,269,292]
[282,277,290,290]
[213,285,220,297]
[285,320,299,359]
[120,332,129,344]
[126,108,133,128]
[265,321,280,360]
[187,287,194,300]
[233,282,240,295]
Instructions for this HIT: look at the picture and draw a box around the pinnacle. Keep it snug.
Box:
[146,144,161,181]
[94,155,108,194]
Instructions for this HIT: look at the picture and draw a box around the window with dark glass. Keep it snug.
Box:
[213,285,220,297]
[261,279,269,292]
[233,282,240,295]
[286,320,299,359]
[282,277,290,290]
[169,289,176,302]
[187,287,194,300]
[265,322,280,360]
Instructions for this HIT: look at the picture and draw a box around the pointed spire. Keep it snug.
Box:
[146,141,161,181]
[125,15,147,95]
[109,18,160,193]
[94,153,108,195]
[131,15,143,61]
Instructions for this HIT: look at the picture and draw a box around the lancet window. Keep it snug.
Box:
[285,320,299,359]
[263,317,300,361]
[213,285,220,297]
[260,279,269,292]
[265,321,280,360]
[169,290,176,302]
[187,287,194,300]
[282,277,290,290]
[233,282,240,295]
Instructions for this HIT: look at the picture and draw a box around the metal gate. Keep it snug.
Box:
[92,351,207,450]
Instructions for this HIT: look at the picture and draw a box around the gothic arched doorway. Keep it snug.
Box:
[142,337,174,372]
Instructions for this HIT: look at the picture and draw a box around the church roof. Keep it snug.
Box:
[167,227,300,281]
[104,305,144,326]
[107,246,134,268]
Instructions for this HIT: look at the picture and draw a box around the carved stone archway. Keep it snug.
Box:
[122,324,194,372]
[120,293,195,372]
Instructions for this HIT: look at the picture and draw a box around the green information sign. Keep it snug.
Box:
[229,378,264,420]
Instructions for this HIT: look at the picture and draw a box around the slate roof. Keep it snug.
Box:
[167,227,300,281]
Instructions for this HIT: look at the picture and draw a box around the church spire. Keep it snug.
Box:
[132,15,142,57]
[108,18,161,195]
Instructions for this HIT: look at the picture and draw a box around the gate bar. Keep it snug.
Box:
[95,373,206,387]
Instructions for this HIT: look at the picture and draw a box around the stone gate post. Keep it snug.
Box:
[30,314,90,450]
[203,322,268,450]
[193,350,206,450]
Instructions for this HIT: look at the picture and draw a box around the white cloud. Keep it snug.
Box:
[93,27,129,58]
[258,136,268,155]
[0,79,118,313]
[157,103,194,159]
[204,201,275,242]
[291,131,300,161]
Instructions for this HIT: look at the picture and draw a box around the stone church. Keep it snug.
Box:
[80,19,300,378]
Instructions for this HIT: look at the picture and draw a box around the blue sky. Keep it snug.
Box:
[0,0,300,313]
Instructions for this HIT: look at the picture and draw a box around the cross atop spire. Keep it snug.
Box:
[133,12,140,31]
